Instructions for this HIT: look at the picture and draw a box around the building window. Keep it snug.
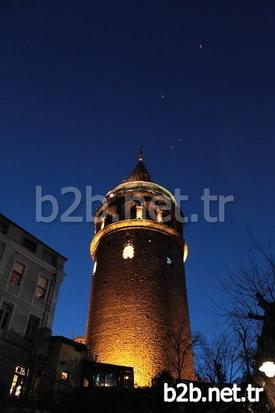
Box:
[93,261,97,275]
[83,377,89,388]
[61,371,69,382]
[10,262,25,286]
[122,372,132,387]
[123,244,134,260]
[24,314,40,342]
[92,371,130,388]
[94,373,105,387]
[42,249,56,266]
[105,373,116,387]
[15,366,26,375]
[22,237,37,253]
[0,301,13,331]
[0,242,5,260]
[0,221,8,235]
[166,256,172,265]
[9,365,26,398]
[35,276,48,300]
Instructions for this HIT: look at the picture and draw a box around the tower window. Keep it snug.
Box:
[183,242,189,263]
[100,219,105,230]
[123,244,134,260]
[93,261,97,275]
[166,256,172,265]
[156,209,163,223]
[135,205,143,219]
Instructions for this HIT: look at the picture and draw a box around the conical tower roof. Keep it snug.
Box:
[125,149,152,183]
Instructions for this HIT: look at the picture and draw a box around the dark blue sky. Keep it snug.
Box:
[1,0,275,339]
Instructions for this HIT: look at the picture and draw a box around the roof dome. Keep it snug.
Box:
[125,150,152,183]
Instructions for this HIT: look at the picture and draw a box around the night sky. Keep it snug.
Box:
[1,0,275,340]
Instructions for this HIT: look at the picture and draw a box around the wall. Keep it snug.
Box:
[87,227,194,386]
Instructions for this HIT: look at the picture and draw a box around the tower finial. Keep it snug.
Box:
[125,147,152,182]
[139,146,144,162]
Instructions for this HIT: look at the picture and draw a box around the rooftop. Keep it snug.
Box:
[0,212,67,260]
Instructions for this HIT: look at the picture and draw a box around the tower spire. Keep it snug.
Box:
[138,147,144,162]
[125,148,152,182]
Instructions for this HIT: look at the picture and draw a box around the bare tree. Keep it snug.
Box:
[172,330,201,381]
[222,236,275,321]
[165,319,201,380]
[217,236,275,376]
[220,235,275,411]
[196,333,241,384]
[233,319,256,381]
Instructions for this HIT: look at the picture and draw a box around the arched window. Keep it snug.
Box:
[123,244,134,259]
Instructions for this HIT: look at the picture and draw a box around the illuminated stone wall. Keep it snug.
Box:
[86,227,194,386]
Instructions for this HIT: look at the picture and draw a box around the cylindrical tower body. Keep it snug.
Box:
[86,154,194,386]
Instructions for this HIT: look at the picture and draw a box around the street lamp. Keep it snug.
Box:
[259,361,275,378]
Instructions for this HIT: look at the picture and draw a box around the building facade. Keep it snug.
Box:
[25,335,134,408]
[86,152,194,386]
[0,213,66,396]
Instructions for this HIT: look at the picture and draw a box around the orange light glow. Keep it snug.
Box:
[94,342,156,387]
[90,219,182,258]
[183,241,189,263]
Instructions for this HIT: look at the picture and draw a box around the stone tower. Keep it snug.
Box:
[86,151,194,386]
